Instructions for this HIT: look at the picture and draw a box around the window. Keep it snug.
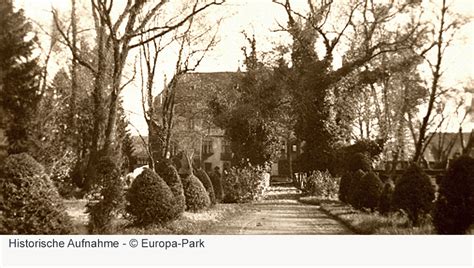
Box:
[280,140,287,155]
[202,139,213,155]
[222,140,231,153]
[187,119,195,130]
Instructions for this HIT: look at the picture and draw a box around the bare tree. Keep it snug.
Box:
[52,0,224,188]
[273,0,425,84]
[139,12,221,170]
[139,30,168,170]
[412,0,466,163]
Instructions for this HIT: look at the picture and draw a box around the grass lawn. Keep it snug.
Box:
[63,199,246,234]
[299,196,435,234]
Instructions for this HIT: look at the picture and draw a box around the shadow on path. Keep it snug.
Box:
[204,185,352,235]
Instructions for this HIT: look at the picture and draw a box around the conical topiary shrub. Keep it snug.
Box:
[392,164,435,226]
[338,172,352,203]
[156,160,186,216]
[357,172,383,211]
[378,179,395,215]
[346,153,372,172]
[126,168,178,225]
[434,155,474,234]
[195,168,216,205]
[0,153,72,234]
[347,169,366,208]
[181,174,211,212]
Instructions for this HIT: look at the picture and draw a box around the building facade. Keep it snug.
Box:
[150,72,243,173]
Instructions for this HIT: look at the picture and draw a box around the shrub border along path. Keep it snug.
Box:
[299,197,434,234]
[65,199,248,234]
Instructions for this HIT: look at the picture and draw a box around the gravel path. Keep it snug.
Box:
[205,185,352,234]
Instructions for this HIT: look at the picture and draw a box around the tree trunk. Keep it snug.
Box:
[84,25,107,191]
[103,43,128,154]
[70,0,78,145]
[287,134,293,180]
[413,0,447,163]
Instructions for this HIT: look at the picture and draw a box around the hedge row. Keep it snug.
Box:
[338,154,473,235]
[339,164,436,226]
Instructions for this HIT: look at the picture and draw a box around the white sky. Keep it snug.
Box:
[15,0,474,135]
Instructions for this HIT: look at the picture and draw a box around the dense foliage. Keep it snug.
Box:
[301,170,339,200]
[87,156,124,233]
[0,153,72,234]
[155,160,186,216]
[392,164,435,225]
[347,170,366,207]
[434,156,474,234]
[338,172,352,203]
[126,168,178,225]
[195,168,216,205]
[0,2,41,154]
[342,139,384,161]
[222,165,268,203]
[378,180,395,215]
[355,172,383,210]
[208,36,283,166]
[346,153,373,173]
[181,174,211,212]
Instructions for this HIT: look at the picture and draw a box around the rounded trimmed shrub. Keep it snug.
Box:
[195,168,216,205]
[155,161,186,215]
[209,169,224,202]
[0,153,72,234]
[347,169,366,208]
[181,174,211,212]
[126,168,178,225]
[86,156,124,234]
[392,164,435,226]
[347,153,372,172]
[356,172,383,210]
[1,153,44,178]
[338,172,352,203]
[433,155,474,234]
[378,179,395,215]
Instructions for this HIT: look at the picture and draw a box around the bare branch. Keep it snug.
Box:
[129,0,224,49]
[52,9,97,74]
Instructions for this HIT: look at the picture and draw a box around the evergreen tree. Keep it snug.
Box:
[116,100,135,173]
[209,35,281,166]
[0,1,41,154]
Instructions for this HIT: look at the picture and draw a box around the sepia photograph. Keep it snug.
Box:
[0,0,473,239]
